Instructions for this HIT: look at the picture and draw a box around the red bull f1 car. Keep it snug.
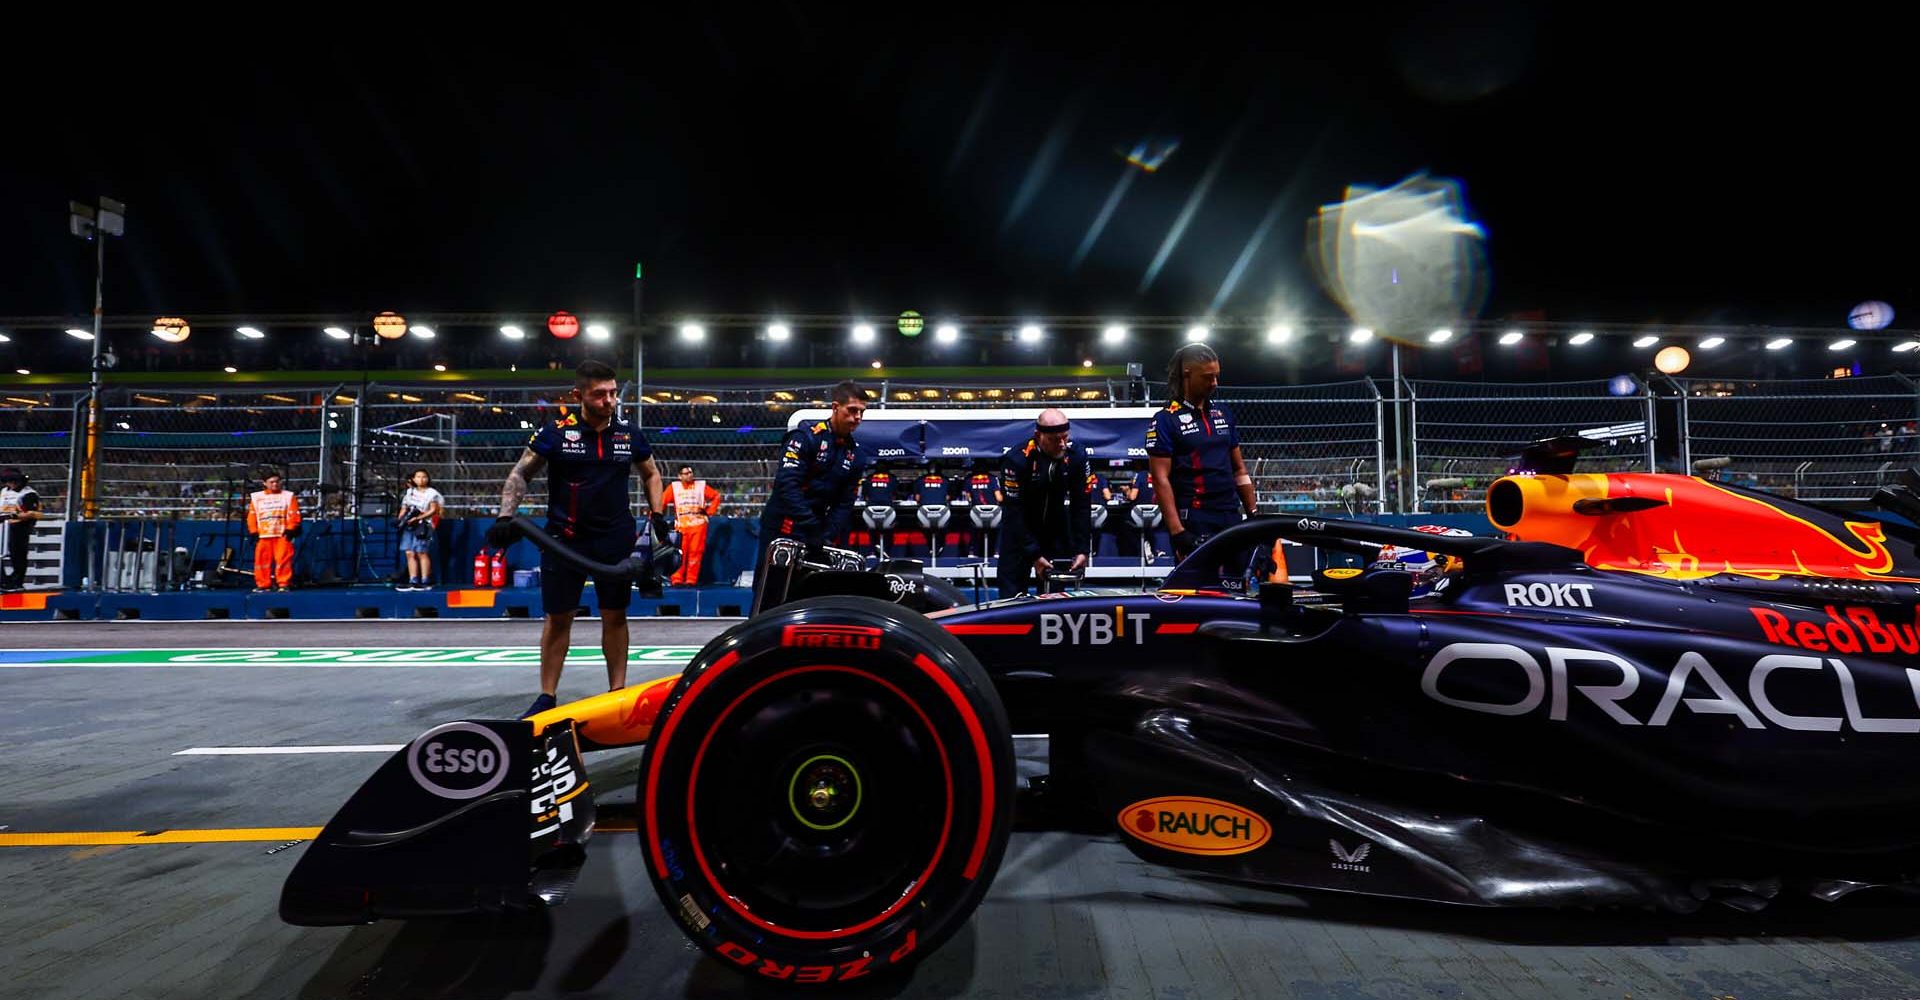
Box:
[282,448,1920,986]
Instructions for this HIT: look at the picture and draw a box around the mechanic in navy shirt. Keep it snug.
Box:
[998,408,1093,598]
[1146,343,1259,561]
[756,379,868,610]
[490,360,666,719]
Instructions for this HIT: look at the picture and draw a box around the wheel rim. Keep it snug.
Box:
[788,753,863,832]
[688,665,952,935]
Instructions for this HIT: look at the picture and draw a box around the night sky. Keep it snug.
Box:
[4,7,1914,331]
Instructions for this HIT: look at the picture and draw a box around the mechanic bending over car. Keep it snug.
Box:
[754,379,868,611]
[997,407,1094,599]
[1146,343,1259,562]
[490,359,668,720]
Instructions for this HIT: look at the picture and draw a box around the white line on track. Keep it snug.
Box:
[174,745,406,756]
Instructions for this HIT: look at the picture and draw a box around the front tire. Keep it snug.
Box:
[641,596,1014,986]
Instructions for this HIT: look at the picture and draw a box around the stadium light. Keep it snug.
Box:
[15,368,29,375]
[1427,328,1453,344]
[870,359,883,369]
[1101,324,1128,344]
[1766,338,1793,350]
[66,328,94,341]
[236,326,265,340]
[680,323,707,343]
[222,366,237,373]
[766,323,791,342]
[585,324,611,342]
[324,327,351,340]
[934,324,959,344]
[1265,324,1292,344]
[433,363,448,372]
[1830,339,1856,351]
[1018,324,1043,344]
[1499,330,1524,345]
[500,325,526,340]
[1894,341,1920,353]
[1568,331,1595,346]
[851,323,876,345]
[1632,335,1658,348]
[0,332,10,343]
[1349,328,1373,344]
[1185,325,1210,342]
[409,325,436,340]
[1082,358,1094,367]
[1698,336,1725,350]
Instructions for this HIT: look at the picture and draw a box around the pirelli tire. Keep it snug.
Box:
[640,596,1015,986]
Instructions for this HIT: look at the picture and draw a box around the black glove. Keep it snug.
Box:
[1170,529,1197,561]
[486,516,519,549]
[284,525,302,539]
[650,511,674,541]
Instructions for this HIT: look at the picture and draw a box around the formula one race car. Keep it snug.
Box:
[282,454,1920,986]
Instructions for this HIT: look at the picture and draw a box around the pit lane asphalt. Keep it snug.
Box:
[6,619,1920,1000]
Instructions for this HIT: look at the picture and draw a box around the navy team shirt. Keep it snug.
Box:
[1144,399,1240,513]
[527,412,652,538]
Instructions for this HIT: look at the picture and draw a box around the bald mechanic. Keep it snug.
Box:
[491,359,667,719]
[997,408,1093,598]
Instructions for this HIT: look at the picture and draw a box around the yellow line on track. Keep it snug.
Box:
[0,820,640,847]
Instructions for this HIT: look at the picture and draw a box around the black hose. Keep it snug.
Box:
[505,515,649,580]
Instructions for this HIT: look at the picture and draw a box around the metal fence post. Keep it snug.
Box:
[1405,377,1420,514]
[1642,382,1657,472]
[1677,381,1691,472]
[348,389,365,509]
[318,384,344,496]
[1370,378,1387,516]
[66,395,86,519]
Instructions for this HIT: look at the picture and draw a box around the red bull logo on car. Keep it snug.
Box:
[1490,473,1919,582]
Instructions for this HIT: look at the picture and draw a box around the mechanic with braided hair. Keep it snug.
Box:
[1145,343,1258,562]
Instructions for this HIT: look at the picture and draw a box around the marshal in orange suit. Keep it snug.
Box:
[247,471,302,591]
[666,465,721,586]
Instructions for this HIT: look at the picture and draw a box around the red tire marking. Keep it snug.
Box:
[913,654,996,880]
[685,664,954,941]
[644,649,741,877]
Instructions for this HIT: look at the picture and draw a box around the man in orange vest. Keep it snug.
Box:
[247,471,302,591]
[665,465,721,586]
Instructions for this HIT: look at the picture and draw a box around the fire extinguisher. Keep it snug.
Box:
[490,549,508,588]
[473,548,490,588]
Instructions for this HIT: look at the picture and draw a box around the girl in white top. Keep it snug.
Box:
[397,469,445,591]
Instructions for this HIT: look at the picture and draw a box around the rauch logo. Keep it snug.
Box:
[1119,795,1271,856]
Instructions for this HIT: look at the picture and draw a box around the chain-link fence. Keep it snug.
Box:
[26,373,1920,541]
[1406,378,1656,512]
[1203,382,1386,514]
[1671,374,1920,502]
[0,389,83,516]
[95,388,333,519]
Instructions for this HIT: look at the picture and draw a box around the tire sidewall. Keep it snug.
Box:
[642,597,1013,985]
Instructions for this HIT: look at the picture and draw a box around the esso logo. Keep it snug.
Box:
[407,722,510,800]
